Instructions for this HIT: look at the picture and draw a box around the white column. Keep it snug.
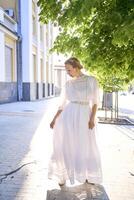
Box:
[0,31,5,81]
[51,24,55,96]
[48,22,53,96]
[37,7,40,82]
[48,22,52,83]
[43,25,48,97]
[43,25,47,83]
[21,0,32,82]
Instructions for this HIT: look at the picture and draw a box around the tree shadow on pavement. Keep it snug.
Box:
[47,183,110,200]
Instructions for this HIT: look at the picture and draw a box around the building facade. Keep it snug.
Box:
[0,0,54,103]
[21,0,54,101]
[0,6,18,103]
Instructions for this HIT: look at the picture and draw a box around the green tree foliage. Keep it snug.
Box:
[38,0,134,91]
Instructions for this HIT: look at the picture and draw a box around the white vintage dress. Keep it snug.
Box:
[48,74,102,184]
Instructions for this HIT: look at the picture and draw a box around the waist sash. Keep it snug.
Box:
[71,101,89,105]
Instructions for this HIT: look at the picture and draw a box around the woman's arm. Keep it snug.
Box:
[88,76,99,129]
[50,82,67,129]
[88,104,97,129]
[50,109,63,129]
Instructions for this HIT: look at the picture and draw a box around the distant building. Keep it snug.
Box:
[0,0,54,103]
[54,64,67,95]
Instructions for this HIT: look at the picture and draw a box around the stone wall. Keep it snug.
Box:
[0,82,17,103]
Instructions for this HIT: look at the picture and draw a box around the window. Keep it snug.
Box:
[5,45,13,82]
[46,24,49,48]
[32,1,37,36]
[40,25,44,42]
[40,58,44,82]
[46,61,49,82]
[32,16,36,36]
[32,1,36,13]
[33,54,37,82]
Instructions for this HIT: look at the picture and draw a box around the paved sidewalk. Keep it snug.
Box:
[0,99,134,200]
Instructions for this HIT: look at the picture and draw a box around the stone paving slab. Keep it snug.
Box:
[47,183,109,200]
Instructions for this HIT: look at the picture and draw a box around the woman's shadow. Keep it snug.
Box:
[46,182,110,200]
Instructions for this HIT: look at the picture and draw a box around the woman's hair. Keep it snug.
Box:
[64,57,83,69]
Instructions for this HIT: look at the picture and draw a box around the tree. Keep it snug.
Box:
[38,0,134,90]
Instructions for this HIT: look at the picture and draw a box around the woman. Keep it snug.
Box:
[49,57,102,186]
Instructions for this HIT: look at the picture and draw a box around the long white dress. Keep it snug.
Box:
[48,74,102,184]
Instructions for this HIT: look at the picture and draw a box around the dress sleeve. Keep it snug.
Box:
[58,82,67,110]
[90,77,100,106]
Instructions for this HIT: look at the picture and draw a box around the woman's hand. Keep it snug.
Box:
[50,119,55,129]
[50,109,63,129]
[88,118,95,129]
[88,104,97,129]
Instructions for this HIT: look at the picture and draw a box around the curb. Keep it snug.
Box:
[98,117,134,125]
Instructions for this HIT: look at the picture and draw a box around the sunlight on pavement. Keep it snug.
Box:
[14,109,55,200]
[29,112,53,163]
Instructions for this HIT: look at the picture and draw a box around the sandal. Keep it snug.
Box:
[58,181,66,187]
[85,179,95,185]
